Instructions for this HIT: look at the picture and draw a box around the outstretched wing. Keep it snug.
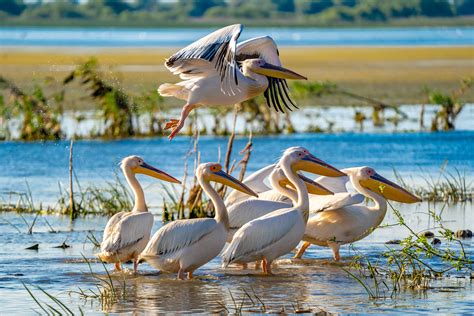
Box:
[223,209,297,264]
[142,218,216,257]
[101,212,153,253]
[236,36,297,113]
[310,192,365,213]
[165,24,242,85]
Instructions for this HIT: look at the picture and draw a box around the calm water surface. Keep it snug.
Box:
[1,26,473,47]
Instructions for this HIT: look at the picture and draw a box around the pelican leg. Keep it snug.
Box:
[177,268,185,280]
[240,263,248,270]
[294,242,311,259]
[133,259,139,273]
[264,259,273,275]
[168,103,196,140]
[328,241,341,261]
[114,262,122,271]
[164,119,179,130]
[188,271,194,279]
[261,259,267,274]
[254,260,261,270]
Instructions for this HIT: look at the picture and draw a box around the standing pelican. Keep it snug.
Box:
[140,163,258,279]
[222,147,344,275]
[227,164,333,242]
[97,156,181,273]
[159,24,307,140]
[294,167,421,261]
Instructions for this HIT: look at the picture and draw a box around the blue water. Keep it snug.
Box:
[1,26,473,47]
[1,131,473,206]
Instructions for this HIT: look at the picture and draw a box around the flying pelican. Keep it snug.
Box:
[222,147,344,275]
[294,166,421,261]
[159,24,307,140]
[97,156,181,273]
[139,163,258,280]
[227,163,334,242]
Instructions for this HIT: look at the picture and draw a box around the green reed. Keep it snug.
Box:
[344,202,473,300]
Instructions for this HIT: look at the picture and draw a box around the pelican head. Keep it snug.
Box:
[197,163,258,197]
[243,58,307,80]
[350,167,421,203]
[120,155,181,184]
[273,166,333,195]
[282,146,345,177]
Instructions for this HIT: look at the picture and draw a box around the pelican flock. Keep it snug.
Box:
[95,25,422,280]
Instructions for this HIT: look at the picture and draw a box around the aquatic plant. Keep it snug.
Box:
[393,164,473,203]
[63,58,136,138]
[23,282,83,315]
[426,77,473,131]
[0,75,64,141]
[344,202,473,299]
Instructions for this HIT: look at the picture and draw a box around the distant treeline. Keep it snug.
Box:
[1,0,473,27]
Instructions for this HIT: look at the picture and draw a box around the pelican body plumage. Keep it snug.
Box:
[139,163,258,279]
[294,166,421,261]
[97,156,181,273]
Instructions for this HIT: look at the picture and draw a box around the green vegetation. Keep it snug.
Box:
[1,0,473,27]
[344,203,473,299]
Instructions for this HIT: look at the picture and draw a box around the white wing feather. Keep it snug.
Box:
[143,218,216,256]
[228,199,291,230]
[225,164,276,205]
[314,175,350,193]
[223,209,297,264]
[101,212,153,253]
[236,36,281,66]
[309,192,365,213]
[165,24,242,84]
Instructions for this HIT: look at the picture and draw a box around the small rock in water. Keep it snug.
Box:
[454,229,473,238]
[431,238,441,245]
[419,231,434,238]
[53,242,71,249]
[26,244,39,250]
[385,239,401,244]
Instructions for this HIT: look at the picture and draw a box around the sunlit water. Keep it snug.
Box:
[0,202,473,314]
[0,122,473,313]
[1,26,473,47]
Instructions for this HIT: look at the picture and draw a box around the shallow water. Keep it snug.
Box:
[1,26,473,47]
[0,201,473,314]
[1,118,473,313]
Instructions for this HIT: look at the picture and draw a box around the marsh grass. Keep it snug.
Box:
[23,282,83,315]
[216,288,324,315]
[344,202,473,300]
[393,163,473,203]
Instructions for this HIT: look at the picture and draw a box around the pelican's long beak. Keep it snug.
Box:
[359,172,421,203]
[281,174,334,195]
[256,62,307,80]
[136,162,181,184]
[212,170,258,198]
[295,153,345,177]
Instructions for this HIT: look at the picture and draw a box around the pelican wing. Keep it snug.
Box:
[225,164,276,205]
[223,209,297,264]
[143,218,216,256]
[310,192,365,213]
[228,199,291,230]
[101,212,153,253]
[102,211,127,241]
[165,24,242,84]
[314,174,350,193]
[236,36,297,113]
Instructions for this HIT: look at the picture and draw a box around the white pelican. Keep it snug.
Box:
[222,147,344,275]
[139,163,258,279]
[294,166,421,261]
[227,163,334,242]
[159,24,307,140]
[97,156,181,273]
